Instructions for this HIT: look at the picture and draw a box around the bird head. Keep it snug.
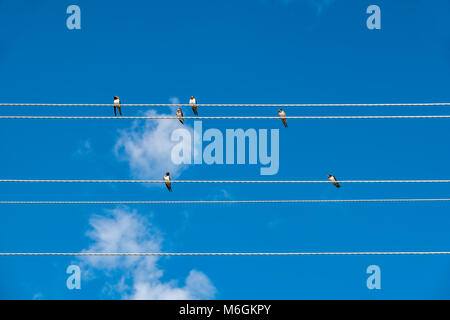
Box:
[165,172,170,176]
[114,96,119,100]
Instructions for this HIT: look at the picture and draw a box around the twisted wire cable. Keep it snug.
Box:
[1,252,450,256]
[1,115,450,119]
[0,179,450,183]
[0,198,450,204]
[1,102,450,107]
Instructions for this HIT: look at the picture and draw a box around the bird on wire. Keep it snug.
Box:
[164,172,172,192]
[278,109,287,127]
[328,174,340,188]
[190,96,198,115]
[113,96,122,117]
[176,108,184,124]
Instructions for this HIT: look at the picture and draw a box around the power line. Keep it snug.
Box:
[1,179,450,184]
[1,115,450,120]
[1,198,450,204]
[1,102,450,107]
[1,251,450,256]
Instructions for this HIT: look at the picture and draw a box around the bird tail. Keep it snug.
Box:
[283,120,288,127]
[193,108,198,116]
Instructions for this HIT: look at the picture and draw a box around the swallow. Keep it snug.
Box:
[113,96,122,117]
[278,109,287,127]
[176,108,184,124]
[164,172,172,192]
[189,96,198,115]
[328,174,340,188]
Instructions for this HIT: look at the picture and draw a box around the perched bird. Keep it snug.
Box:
[328,174,340,188]
[176,108,184,124]
[189,96,198,115]
[163,172,172,192]
[113,96,122,117]
[278,109,287,127]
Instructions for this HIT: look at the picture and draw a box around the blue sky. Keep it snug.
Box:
[1,0,450,299]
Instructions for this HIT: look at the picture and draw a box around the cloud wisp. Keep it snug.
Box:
[74,140,92,157]
[265,0,336,16]
[307,0,335,15]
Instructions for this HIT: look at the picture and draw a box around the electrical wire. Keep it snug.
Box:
[0,179,450,184]
[1,102,450,107]
[1,115,450,120]
[1,252,450,256]
[0,198,450,204]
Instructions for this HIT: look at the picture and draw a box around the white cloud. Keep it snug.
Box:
[130,270,216,300]
[114,110,193,179]
[79,207,216,300]
[184,270,217,299]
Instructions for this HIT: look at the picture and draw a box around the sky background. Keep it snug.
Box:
[1,0,450,299]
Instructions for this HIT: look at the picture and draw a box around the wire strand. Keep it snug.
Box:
[1,252,450,256]
[1,102,450,107]
[1,115,450,120]
[1,198,450,204]
[0,179,450,183]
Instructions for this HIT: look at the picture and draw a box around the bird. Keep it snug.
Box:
[176,108,184,124]
[278,109,287,127]
[113,96,122,117]
[328,174,340,188]
[163,172,172,192]
[189,96,198,115]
